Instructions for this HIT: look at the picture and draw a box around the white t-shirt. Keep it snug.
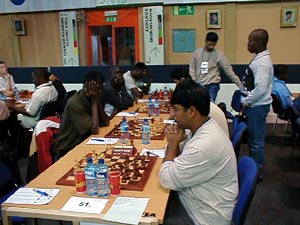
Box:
[18,82,58,128]
[123,70,143,99]
[0,74,16,92]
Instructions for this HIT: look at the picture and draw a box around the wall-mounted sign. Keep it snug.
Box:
[143,6,164,65]
[59,11,80,66]
[105,16,118,22]
[173,5,194,15]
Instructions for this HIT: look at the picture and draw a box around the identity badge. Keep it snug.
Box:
[200,62,208,74]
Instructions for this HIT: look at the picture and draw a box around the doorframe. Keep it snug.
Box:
[86,8,140,66]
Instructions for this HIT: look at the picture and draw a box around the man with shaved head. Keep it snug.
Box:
[241,29,273,182]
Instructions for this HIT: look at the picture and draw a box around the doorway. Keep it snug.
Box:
[86,9,140,66]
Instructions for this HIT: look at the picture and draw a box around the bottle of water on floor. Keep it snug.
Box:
[142,118,151,145]
[96,158,110,197]
[84,157,97,196]
[120,116,129,144]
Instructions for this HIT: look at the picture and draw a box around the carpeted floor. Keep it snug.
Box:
[240,123,300,225]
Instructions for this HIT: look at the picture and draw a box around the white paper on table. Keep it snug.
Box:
[103,197,149,225]
[61,196,108,214]
[4,188,60,205]
[116,112,139,117]
[141,148,165,158]
[86,137,119,145]
[163,119,176,124]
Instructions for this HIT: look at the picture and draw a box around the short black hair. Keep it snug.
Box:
[171,79,210,116]
[133,62,147,71]
[32,67,50,80]
[286,10,292,16]
[274,64,288,79]
[170,67,191,80]
[0,61,6,64]
[206,32,218,42]
[83,70,105,84]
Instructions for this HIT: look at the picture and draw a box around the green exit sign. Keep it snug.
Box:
[173,5,194,16]
[105,16,118,22]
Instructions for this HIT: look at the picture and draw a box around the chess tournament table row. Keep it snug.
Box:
[1,99,171,225]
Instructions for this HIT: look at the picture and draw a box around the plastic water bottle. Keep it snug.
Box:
[96,158,110,197]
[142,118,151,145]
[163,87,168,101]
[84,157,97,196]
[14,87,21,102]
[153,98,160,117]
[147,97,153,116]
[120,116,129,144]
[0,92,6,101]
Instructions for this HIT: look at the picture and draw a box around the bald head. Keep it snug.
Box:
[247,28,269,54]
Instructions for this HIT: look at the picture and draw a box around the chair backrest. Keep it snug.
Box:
[271,93,287,119]
[231,90,242,112]
[39,100,60,120]
[0,159,16,197]
[60,89,77,115]
[232,156,259,225]
[232,121,248,158]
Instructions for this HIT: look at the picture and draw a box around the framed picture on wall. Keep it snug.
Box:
[207,9,221,29]
[281,7,297,28]
[13,18,26,35]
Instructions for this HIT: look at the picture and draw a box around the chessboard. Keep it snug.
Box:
[138,100,172,114]
[56,152,157,191]
[105,118,166,140]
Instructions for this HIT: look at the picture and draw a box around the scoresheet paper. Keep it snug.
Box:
[103,197,149,225]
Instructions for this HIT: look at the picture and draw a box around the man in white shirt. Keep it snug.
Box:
[241,28,273,182]
[160,79,238,225]
[7,67,58,128]
[0,61,16,98]
[123,62,152,100]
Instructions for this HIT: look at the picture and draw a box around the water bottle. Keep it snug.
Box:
[147,97,153,116]
[14,87,21,102]
[96,158,110,197]
[120,116,129,144]
[0,92,6,101]
[153,98,160,117]
[163,87,168,101]
[142,118,151,145]
[84,157,97,196]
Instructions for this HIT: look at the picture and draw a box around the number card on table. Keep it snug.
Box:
[61,196,108,214]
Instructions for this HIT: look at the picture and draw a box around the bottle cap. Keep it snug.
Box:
[98,158,104,164]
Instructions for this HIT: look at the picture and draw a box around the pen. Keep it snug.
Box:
[91,138,105,142]
[146,151,160,157]
[33,189,49,197]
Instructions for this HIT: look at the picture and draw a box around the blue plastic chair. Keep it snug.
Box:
[232,156,259,225]
[0,159,26,224]
[231,121,248,158]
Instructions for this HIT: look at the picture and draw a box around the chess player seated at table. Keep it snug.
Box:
[53,70,110,159]
[7,67,58,129]
[160,79,238,225]
[123,62,153,101]
[0,61,16,98]
[103,66,134,119]
[169,67,229,137]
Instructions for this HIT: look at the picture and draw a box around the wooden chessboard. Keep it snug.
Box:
[104,118,166,140]
[56,152,157,191]
[138,100,171,114]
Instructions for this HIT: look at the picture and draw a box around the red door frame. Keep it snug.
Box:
[86,8,140,65]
